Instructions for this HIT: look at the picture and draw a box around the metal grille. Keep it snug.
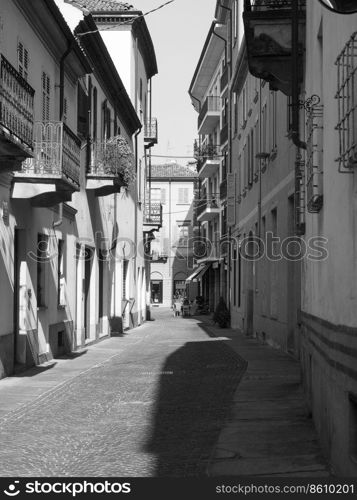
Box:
[295,153,305,235]
[335,31,357,172]
[306,104,324,212]
[0,54,34,147]
[21,121,80,186]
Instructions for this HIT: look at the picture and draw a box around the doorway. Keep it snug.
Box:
[84,246,93,340]
[151,280,163,304]
[13,228,26,366]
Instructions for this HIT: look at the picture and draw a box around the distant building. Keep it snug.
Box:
[149,163,197,307]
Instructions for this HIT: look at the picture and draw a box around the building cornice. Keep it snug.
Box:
[91,11,158,79]
[75,15,141,135]
[188,21,225,108]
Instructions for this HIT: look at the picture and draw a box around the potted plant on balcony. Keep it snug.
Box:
[103,135,135,189]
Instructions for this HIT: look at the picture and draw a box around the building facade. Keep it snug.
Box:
[189,21,228,313]
[190,0,357,476]
[0,0,159,379]
[149,163,197,307]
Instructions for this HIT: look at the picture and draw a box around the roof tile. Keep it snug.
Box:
[64,0,134,13]
[151,163,198,179]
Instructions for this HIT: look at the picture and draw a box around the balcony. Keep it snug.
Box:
[194,238,219,264]
[195,144,221,178]
[143,202,163,233]
[86,137,134,196]
[0,55,35,169]
[196,196,220,222]
[12,121,81,206]
[198,96,220,135]
[220,178,227,200]
[220,64,229,92]
[243,0,306,95]
[144,118,158,146]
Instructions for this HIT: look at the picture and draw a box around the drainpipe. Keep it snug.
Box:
[291,0,306,150]
[190,94,201,113]
[214,9,232,309]
[134,126,142,307]
[54,40,73,229]
[59,41,73,122]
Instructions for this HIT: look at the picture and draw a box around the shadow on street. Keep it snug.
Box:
[145,337,247,476]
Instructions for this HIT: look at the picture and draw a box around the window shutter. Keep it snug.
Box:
[77,83,88,137]
[161,188,166,205]
[42,72,50,121]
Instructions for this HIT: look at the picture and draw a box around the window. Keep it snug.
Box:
[42,72,50,121]
[336,32,357,170]
[233,93,238,134]
[101,100,111,140]
[18,41,29,80]
[161,188,166,205]
[150,188,161,203]
[93,87,97,140]
[178,224,189,246]
[78,82,89,137]
[37,233,49,307]
[177,187,190,204]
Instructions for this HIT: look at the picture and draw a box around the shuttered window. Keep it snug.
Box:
[42,72,50,121]
[178,188,190,204]
[18,41,29,80]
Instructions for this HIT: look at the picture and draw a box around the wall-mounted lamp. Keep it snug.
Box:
[318,0,357,14]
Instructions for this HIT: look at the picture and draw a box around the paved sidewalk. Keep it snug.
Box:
[195,316,329,477]
[0,325,155,423]
[0,309,329,477]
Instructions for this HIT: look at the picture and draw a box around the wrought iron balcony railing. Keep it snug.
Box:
[144,202,163,226]
[245,0,305,11]
[198,96,220,130]
[88,138,134,187]
[196,196,219,218]
[144,118,158,144]
[20,121,81,186]
[0,54,35,148]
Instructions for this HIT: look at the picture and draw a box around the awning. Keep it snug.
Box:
[186,264,211,283]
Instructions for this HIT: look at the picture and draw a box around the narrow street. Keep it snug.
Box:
[0,309,327,478]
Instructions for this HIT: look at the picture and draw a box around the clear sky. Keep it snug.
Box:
[132,0,217,164]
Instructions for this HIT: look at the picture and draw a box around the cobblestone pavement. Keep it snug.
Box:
[0,309,246,477]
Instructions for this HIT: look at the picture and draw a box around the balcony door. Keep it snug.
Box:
[84,247,94,340]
